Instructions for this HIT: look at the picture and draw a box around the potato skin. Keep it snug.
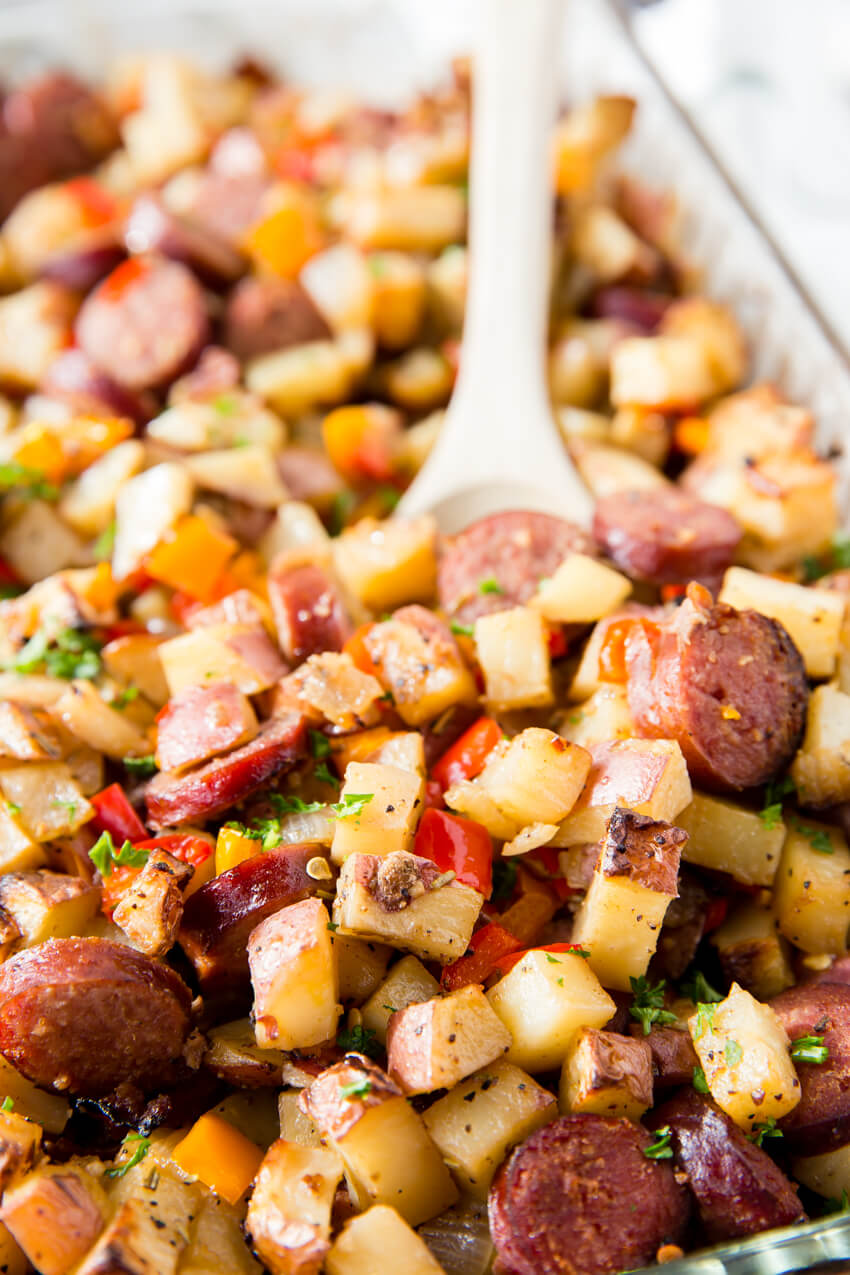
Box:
[654,1088,805,1241]
[770,983,850,1154]
[0,937,191,1095]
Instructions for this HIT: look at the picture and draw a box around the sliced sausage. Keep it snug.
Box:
[593,488,742,591]
[625,583,808,792]
[804,955,850,989]
[588,286,671,332]
[488,1114,689,1275]
[3,72,118,181]
[770,983,850,1154]
[224,276,331,361]
[632,1025,699,1090]
[438,511,597,626]
[277,446,344,505]
[267,562,352,664]
[155,681,258,774]
[187,172,270,248]
[655,1088,805,1241]
[169,345,240,403]
[145,712,307,829]
[0,938,191,1096]
[653,869,709,980]
[40,232,125,294]
[124,193,245,287]
[178,844,319,994]
[76,255,209,391]
[40,347,155,425]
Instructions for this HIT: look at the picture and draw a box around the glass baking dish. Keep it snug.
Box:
[2,0,850,1270]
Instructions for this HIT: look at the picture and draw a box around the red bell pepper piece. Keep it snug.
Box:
[440,921,521,992]
[134,835,213,870]
[703,897,729,933]
[90,783,148,844]
[492,942,591,977]
[99,257,149,303]
[547,626,569,659]
[431,716,502,792]
[414,808,493,897]
[423,779,445,811]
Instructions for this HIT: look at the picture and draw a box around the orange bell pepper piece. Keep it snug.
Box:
[322,404,399,483]
[243,186,324,278]
[215,826,263,876]
[172,1113,264,1205]
[673,415,711,456]
[146,515,238,603]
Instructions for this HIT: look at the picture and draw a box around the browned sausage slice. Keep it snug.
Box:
[76,255,209,391]
[438,511,597,626]
[625,583,808,791]
[224,276,331,361]
[145,712,307,829]
[267,562,352,664]
[4,72,118,180]
[593,488,742,591]
[124,193,245,287]
[40,348,155,425]
[770,983,850,1154]
[0,938,191,1096]
[655,1088,806,1241]
[589,286,671,332]
[632,1025,699,1090]
[154,681,257,774]
[488,1114,689,1275]
[170,345,240,403]
[40,233,125,294]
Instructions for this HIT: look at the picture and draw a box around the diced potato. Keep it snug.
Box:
[0,1109,41,1193]
[387,986,511,1095]
[474,607,553,711]
[51,679,150,760]
[334,935,393,1005]
[704,384,814,462]
[0,1163,108,1275]
[330,762,424,865]
[184,445,289,508]
[302,1058,458,1225]
[675,791,784,887]
[548,328,607,407]
[260,501,333,570]
[610,335,716,410]
[111,461,194,582]
[360,955,441,1045]
[0,871,99,948]
[246,340,354,417]
[531,554,631,625]
[568,439,670,499]
[571,203,655,283]
[0,502,87,586]
[342,186,465,252]
[249,897,341,1051]
[180,1193,262,1275]
[711,902,795,1001]
[334,851,482,966]
[148,397,285,453]
[772,819,850,954]
[688,983,800,1131]
[558,685,634,749]
[553,739,692,846]
[0,1056,68,1133]
[422,1059,556,1200]
[300,242,372,331]
[426,245,466,336]
[568,613,626,702]
[609,407,670,467]
[486,950,615,1073]
[365,731,425,776]
[112,849,190,958]
[502,822,559,859]
[379,347,453,413]
[0,806,46,874]
[364,608,476,727]
[560,1027,653,1120]
[158,622,284,696]
[447,729,591,841]
[369,252,427,349]
[793,1144,850,1202]
[553,95,636,195]
[77,1171,196,1275]
[121,56,209,184]
[660,298,748,396]
[205,1018,287,1089]
[281,652,382,732]
[59,439,146,538]
[0,763,92,841]
[332,516,437,612]
[790,683,850,807]
[0,1225,26,1275]
[719,567,843,679]
[279,1092,322,1148]
[326,1205,445,1275]
[172,1112,264,1206]
[0,283,76,390]
[101,633,169,708]
[556,406,612,446]
[571,808,685,991]
[246,1139,342,1275]
[211,1091,282,1152]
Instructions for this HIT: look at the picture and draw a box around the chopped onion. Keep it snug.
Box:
[276,808,334,847]
[418,1204,493,1275]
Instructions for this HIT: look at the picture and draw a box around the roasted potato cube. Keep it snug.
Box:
[558,685,634,749]
[60,439,146,539]
[205,1018,287,1089]
[447,729,591,840]
[560,1027,653,1120]
[0,701,62,761]
[659,298,748,395]
[553,94,636,195]
[279,1091,322,1147]
[246,1139,342,1275]
[0,1055,68,1133]
[793,1144,850,1203]
[387,986,511,1095]
[0,762,92,841]
[712,902,795,1001]
[790,683,850,807]
[279,652,383,732]
[52,679,150,760]
[301,1057,457,1225]
[531,554,631,625]
[571,203,655,283]
[689,982,801,1131]
[609,406,670,467]
[772,819,850,954]
[111,461,194,582]
[571,808,685,991]
[249,897,341,1051]
[100,633,169,708]
[246,339,355,418]
[554,738,692,846]
[180,1193,262,1275]
[719,567,843,679]
[158,622,286,697]
[486,950,615,1073]
[342,185,465,253]
[326,1205,445,1275]
[0,1163,108,1275]
[112,850,190,958]
[474,607,553,710]
[332,516,437,612]
[0,806,46,874]
[422,1058,556,1199]
[369,252,427,349]
[569,438,670,499]
[0,870,99,948]
[185,445,288,508]
[77,1171,197,1275]
[0,1109,41,1194]
[333,852,482,965]
[360,955,441,1045]
[675,791,784,886]
[333,935,393,1005]
[0,1224,25,1275]
[610,335,716,410]
[330,762,424,865]
[364,606,476,727]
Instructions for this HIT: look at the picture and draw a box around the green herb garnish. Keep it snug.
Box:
[0,1097,13,1112]
[123,755,157,778]
[11,626,102,680]
[0,463,58,502]
[93,519,116,561]
[692,1066,710,1094]
[309,730,331,759]
[790,1034,829,1065]
[339,1077,373,1100]
[330,793,373,819]
[750,1117,783,1148]
[314,762,338,788]
[337,1025,381,1060]
[113,685,140,709]
[693,1002,718,1040]
[643,1127,674,1160]
[89,832,148,878]
[450,622,474,638]
[490,859,517,903]
[104,1132,151,1178]
[629,976,678,1036]
[478,578,504,596]
[794,822,835,854]
[725,1038,743,1067]
[679,970,723,1005]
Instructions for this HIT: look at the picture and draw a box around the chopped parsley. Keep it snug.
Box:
[337,1025,382,1060]
[330,793,373,819]
[478,578,504,596]
[113,685,140,709]
[824,1189,850,1215]
[377,486,401,514]
[724,1038,743,1067]
[4,802,20,817]
[52,799,78,819]
[0,462,58,502]
[491,858,518,903]
[692,1066,710,1094]
[0,1097,13,1112]
[450,622,474,638]
[629,976,678,1036]
[327,922,338,933]
[340,1076,373,1101]
[643,1126,674,1160]
[794,822,834,854]
[679,969,723,1005]
[10,626,102,680]
[545,953,562,965]
[790,1034,829,1065]
[213,394,238,416]
[328,490,356,537]
[104,1132,151,1179]
[759,775,795,829]
[89,832,149,878]
[92,519,116,561]
[123,755,158,778]
[750,1117,782,1148]
[270,794,325,816]
[693,1002,718,1040]
[801,533,850,582]
[314,762,338,788]
[309,730,331,759]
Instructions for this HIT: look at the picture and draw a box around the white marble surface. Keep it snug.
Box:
[630,0,850,353]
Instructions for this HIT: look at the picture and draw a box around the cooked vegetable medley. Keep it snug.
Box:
[0,49,846,1275]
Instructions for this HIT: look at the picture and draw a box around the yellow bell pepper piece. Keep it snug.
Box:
[215,826,262,876]
[244,185,324,278]
[172,1112,264,1205]
[146,515,237,603]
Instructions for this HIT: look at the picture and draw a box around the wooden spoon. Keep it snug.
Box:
[397,0,593,533]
